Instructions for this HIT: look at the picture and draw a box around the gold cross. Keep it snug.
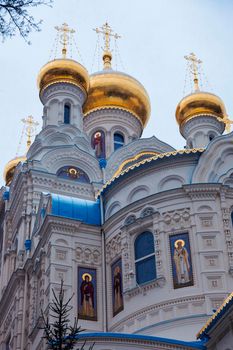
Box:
[93,22,121,53]
[21,116,39,149]
[55,23,75,58]
[184,52,202,92]
[216,115,233,133]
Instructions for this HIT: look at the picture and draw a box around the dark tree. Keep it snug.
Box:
[0,0,53,41]
[41,280,94,350]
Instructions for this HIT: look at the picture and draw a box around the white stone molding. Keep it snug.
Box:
[192,132,233,182]
[219,190,233,275]
[75,245,101,266]
[106,232,122,264]
[105,136,175,181]
[110,294,205,332]
[181,115,224,148]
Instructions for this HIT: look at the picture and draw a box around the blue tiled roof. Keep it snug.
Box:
[197,292,233,340]
[76,332,206,349]
[50,194,101,226]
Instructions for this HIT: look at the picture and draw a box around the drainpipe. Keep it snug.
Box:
[100,194,108,332]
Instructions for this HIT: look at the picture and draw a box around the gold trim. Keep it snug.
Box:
[113,151,159,178]
[39,80,87,99]
[197,292,233,338]
[84,106,144,127]
[96,148,205,198]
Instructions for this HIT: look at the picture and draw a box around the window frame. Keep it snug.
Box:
[113,132,124,151]
[64,103,71,124]
[134,231,156,285]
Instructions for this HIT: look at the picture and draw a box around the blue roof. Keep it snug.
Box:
[76,332,206,349]
[197,292,233,340]
[50,194,101,226]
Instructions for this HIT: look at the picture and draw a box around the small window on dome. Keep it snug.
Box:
[64,104,71,124]
[114,132,124,151]
[209,134,215,141]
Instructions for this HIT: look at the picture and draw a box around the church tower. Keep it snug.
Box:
[176,53,228,148]
[83,23,151,159]
[38,23,89,131]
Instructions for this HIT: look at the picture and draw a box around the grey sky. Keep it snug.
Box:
[0,0,233,185]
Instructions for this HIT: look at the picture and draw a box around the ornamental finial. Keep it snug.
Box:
[184,52,202,92]
[55,23,75,59]
[93,22,121,69]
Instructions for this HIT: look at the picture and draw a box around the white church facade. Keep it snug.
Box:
[0,23,233,350]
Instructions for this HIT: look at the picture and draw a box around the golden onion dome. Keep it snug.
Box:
[176,91,226,128]
[3,156,26,186]
[83,68,151,128]
[37,58,89,99]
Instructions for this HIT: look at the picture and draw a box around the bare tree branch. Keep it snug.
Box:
[0,0,53,42]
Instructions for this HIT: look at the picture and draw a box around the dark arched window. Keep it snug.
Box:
[209,134,215,141]
[231,211,233,227]
[114,133,124,151]
[134,231,156,285]
[64,104,71,124]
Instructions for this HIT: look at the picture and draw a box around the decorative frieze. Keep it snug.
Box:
[106,232,122,263]
[162,208,190,231]
[75,246,101,266]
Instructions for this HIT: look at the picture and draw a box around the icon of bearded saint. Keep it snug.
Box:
[173,239,190,285]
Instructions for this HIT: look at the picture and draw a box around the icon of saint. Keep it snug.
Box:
[93,131,104,158]
[173,239,190,285]
[80,273,95,318]
[113,265,123,314]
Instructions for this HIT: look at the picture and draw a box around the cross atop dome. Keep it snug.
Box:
[55,23,75,59]
[93,22,121,69]
[184,52,202,92]
[21,115,39,150]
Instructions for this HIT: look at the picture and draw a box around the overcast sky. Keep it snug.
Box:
[0,0,233,185]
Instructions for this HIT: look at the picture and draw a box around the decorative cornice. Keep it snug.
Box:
[124,276,166,298]
[97,148,204,197]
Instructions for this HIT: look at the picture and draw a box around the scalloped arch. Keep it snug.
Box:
[105,201,121,219]
[40,147,102,182]
[127,185,150,203]
[158,175,185,192]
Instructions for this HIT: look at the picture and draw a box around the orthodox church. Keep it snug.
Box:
[0,23,233,350]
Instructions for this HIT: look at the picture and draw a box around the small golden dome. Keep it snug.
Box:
[3,156,26,186]
[37,58,89,98]
[176,91,226,127]
[83,69,151,127]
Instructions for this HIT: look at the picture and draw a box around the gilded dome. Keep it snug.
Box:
[176,91,226,127]
[3,156,26,186]
[83,69,151,127]
[37,58,89,98]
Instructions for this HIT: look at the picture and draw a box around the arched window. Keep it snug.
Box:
[134,231,156,285]
[114,132,124,151]
[209,134,215,141]
[64,104,71,124]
